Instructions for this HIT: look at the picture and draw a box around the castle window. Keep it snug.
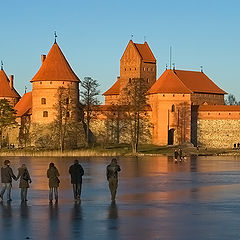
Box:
[147,78,149,83]
[135,68,136,70]
[66,112,70,118]
[171,104,175,112]
[125,68,126,71]
[143,67,146,71]
[208,113,210,115]
[63,82,65,84]
[183,94,185,97]
[219,113,221,115]
[40,82,42,85]
[66,98,69,104]
[43,111,48,117]
[129,78,132,83]
[163,94,165,97]
[173,94,175,97]
[229,113,231,115]
[41,98,46,105]
[50,81,52,84]
[130,68,131,71]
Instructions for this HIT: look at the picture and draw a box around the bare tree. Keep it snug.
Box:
[104,104,128,144]
[18,115,31,147]
[0,99,17,148]
[53,86,85,151]
[121,78,149,154]
[80,77,100,147]
[225,94,240,105]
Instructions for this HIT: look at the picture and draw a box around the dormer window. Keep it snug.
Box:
[41,98,46,105]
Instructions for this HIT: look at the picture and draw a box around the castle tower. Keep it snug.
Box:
[104,40,156,105]
[148,69,226,146]
[30,42,80,124]
[0,67,20,106]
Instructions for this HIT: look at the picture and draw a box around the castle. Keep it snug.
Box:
[1,39,240,148]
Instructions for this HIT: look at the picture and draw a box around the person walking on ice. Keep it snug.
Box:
[47,162,60,204]
[16,164,32,202]
[106,158,121,202]
[69,159,84,202]
[0,160,16,202]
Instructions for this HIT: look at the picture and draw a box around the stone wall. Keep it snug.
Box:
[197,119,240,148]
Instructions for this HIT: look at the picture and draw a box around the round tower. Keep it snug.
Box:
[30,42,80,124]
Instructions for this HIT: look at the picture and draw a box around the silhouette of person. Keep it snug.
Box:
[16,164,32,202]
[47,162,60,204]
[69,160,84,202]
[106,158,121,202]
[0,160,16,202]
[174,149,178,163]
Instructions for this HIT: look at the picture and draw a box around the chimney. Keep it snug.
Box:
[9,75,14,89]
[41,54,46,64]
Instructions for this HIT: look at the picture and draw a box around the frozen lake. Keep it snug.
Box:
[1,155,240,240]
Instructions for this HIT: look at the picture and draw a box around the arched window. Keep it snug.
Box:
[43,111,48,117]
[171,104,175,112]
[41,98,46,105]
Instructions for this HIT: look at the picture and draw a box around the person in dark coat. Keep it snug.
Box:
[47,162,60,204]
[69,160,84,201]
[0,160,16,202]
[106,158,121,202]
[16,164,32,202]
[178,148,183,162]
[174,149,178,163]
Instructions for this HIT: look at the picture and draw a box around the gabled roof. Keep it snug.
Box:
[121,40,156,63]
[148,69,226,95]
[198,105,240,111]
[0,69,20,98]
[134,42,156,63]
[14,92,32,117]
[103,79,120,96]
[31,42,80,82]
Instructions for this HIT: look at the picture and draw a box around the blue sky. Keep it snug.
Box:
[1,0,240,102]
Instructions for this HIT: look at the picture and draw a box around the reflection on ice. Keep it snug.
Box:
[0,155,240,239]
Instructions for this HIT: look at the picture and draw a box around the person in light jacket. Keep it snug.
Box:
[47,162,60,204]
[106,158,121,202]
[16,164,32,202]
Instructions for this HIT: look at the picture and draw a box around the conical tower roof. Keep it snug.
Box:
[0,69,20,98]
[31,42,80,82]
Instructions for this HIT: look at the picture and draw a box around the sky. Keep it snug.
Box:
[1,0,240,102]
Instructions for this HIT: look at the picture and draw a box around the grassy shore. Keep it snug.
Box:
[0,144,240,157]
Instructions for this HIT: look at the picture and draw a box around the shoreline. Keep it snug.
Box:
[0,145,240,157]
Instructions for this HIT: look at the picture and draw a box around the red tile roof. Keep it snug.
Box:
[103,79,120,95]
[134,42,156,63]
[198,105,240,111]
[14,92,32,117]
[0,69,20,98]
[148,69,226,95]
[31,43,80,82]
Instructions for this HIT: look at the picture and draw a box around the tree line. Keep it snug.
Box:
[0,77,151,154]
